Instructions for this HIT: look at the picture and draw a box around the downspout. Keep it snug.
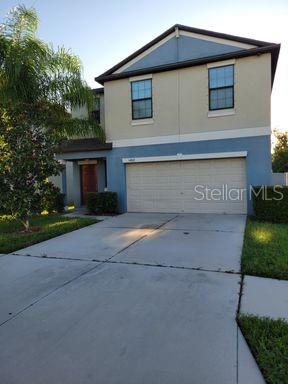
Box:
[175,26,181,141]
[175,26,180,61]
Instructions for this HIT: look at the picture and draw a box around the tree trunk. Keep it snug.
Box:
[21,215,31,232]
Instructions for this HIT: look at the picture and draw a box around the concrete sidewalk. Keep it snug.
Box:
[240,275,288,321]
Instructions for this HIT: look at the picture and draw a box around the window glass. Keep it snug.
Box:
[209,65,234,110]
[131,79,152,119]
[210,88,233,110]
[209,66,233,89]
[132,99,152,119]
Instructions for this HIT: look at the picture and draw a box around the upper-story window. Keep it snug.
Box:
[208,65,234,110]
[131,79,152,120]
[91,110,100,124]
[90,96,101,124]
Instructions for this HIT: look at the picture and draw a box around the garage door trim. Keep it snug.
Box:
[122,151,247,164]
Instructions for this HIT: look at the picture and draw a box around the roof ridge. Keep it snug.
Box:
[173,24,277,47]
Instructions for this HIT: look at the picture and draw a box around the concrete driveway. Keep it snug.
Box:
[0,213,264,383]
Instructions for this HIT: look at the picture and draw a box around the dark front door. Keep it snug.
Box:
[80,164,97,205]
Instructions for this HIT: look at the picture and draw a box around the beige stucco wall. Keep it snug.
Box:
[104,53,271,141]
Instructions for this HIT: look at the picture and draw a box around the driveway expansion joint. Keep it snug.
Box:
[237,274,245,316]
[105,259,241,276]
[161,227,240,234]
[236,324,240,383]
[235,275,246,384]
[10,253,241,277]
[11,253,98,263]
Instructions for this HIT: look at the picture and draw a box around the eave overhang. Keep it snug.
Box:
[57,139,112,154]
[95,44,280,87]
[95,24,280,88]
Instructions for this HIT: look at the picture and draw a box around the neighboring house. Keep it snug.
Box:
[57,24,280,214]
[272,173,288,186]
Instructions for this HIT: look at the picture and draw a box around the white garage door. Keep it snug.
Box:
[126,158,247,214]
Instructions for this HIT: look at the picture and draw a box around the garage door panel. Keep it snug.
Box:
[154,200,182,211]
[156,189,181,197]
[126,158,247,214]
[182,174,199,182]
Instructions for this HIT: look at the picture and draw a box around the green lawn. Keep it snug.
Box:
[0,214,98,254]
[241,219,288,280]
[238,315,288,384]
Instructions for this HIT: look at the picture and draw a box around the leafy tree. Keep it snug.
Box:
[0,5,104,230]
[0,108,62,231]
[272,131,288,172]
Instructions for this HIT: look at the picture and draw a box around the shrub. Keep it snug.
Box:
[86,192,98,214]
[86,192,118,214]
[42,182,65,214]
[54,192,65,213]
[0,206,11,215]
[252,186,288,223]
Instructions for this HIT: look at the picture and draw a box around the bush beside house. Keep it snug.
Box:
[252,186,288,223]
[87,192,118,215]
[41,183,65,214]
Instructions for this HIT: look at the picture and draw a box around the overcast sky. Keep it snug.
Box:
[1,0,287,133]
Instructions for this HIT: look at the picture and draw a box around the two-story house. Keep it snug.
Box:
[57,24,280,214]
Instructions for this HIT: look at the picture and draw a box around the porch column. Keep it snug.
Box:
[66,161,81,207]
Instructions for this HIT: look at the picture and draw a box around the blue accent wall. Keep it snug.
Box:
[58,135,271,214]
[124,35,242,72]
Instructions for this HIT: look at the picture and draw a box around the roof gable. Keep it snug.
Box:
[95,25,280,86]
[119,34,247,73]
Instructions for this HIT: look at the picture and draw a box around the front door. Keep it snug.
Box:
[80,164,97,205]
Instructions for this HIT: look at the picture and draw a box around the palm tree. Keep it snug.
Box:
[0,5,104,140]
[0,5,104,231]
